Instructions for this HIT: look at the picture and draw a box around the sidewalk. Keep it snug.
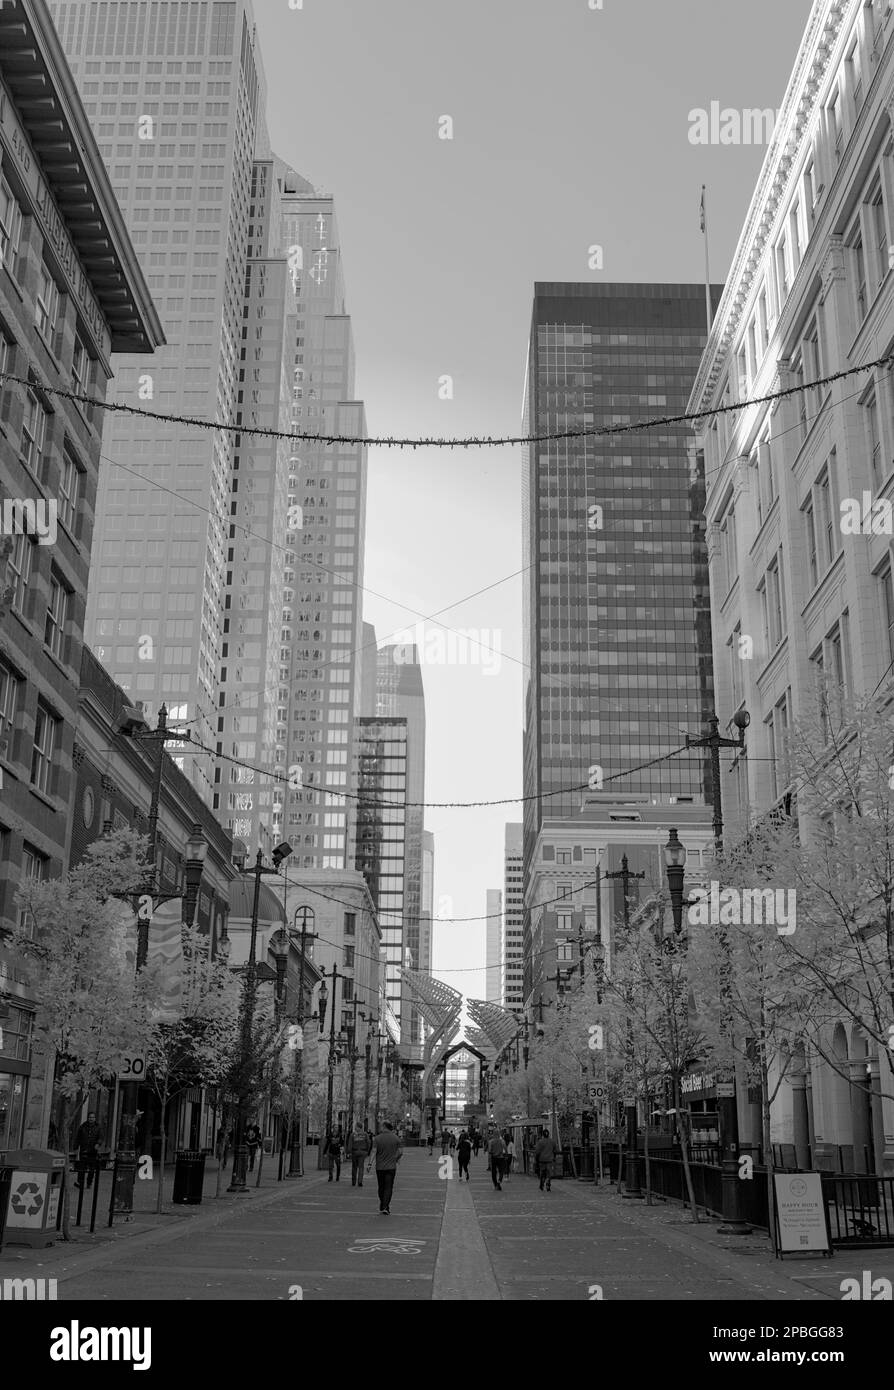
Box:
[0,1148,324,1270]
[530,1167,894,1300]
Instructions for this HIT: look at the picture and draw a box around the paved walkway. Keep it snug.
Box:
[3,1149,893,1300]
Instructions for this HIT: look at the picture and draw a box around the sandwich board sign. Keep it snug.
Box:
[773,1172,830,1257]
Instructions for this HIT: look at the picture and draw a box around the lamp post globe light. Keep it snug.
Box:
[227,840,292,1195]
[182,823,208,930]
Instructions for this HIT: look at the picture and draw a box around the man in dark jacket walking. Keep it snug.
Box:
[324,1127,344,1181]
[75,1112,102,1188]
[369,1120,403,1213]
[533,1128,558,1191]
[244,1120,262,1173]
[457,1131,472,1181]
[487,1130,505,1190]
[346,1122,372,1186]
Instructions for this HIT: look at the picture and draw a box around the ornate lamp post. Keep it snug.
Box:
[662,827,751,1236]
[323,963,340,1147]
[182,824,207,929]
[606,854,646,1198]
[227,840,292,1194]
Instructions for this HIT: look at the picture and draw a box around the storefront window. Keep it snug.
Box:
[0,1072,27,1150]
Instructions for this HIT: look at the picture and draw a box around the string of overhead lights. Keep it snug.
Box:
[3,349,893,448]
[180,731,698,809]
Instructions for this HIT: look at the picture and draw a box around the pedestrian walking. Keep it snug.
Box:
[448,1131,456,1153]
[504,1136,515,1181]
[488,1130,506,1190]
[472,1132,481,1158]
[428,1130,435,1155]
[244,1120,262,1173]
[369,1120,403,1214]
[457,1131,472,1181]
[347,1122,372,1186]
[533,1127,558,1192]
[75,1111,102,1189]
[324,1126,344,1182]
[440,1128,449,1156]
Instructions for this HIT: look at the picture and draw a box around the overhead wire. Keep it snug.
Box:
[3,349,893,447]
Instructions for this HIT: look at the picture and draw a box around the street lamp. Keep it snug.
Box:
[663,828,687,938]
[289,907,316,1176]
[662,828,750,1236]
[323,963,340,1153]
[182,823,207,929]
[228,840,292,1194]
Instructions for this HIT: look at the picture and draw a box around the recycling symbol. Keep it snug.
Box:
[11,1182,43,1217]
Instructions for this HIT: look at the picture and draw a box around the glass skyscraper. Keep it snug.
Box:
[355,717,408,1036]
[375,644,425,1048]
[52,0,265,803]
[273,167,367,871]
[522,283,718,968]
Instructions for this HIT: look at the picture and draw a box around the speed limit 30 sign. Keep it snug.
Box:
[118,1054,147,1079]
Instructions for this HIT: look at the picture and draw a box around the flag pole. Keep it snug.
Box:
[700,184,712,336]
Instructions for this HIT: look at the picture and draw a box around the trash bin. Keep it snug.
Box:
[3,1148,65,1248]
[577,1147,594,1181]
[172,1149,206,1205]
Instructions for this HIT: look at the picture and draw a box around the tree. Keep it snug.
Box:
[689,693,894,1233]
[489,1069,531,1126]
[602,901,707,1221]
[144,926,240,1212]
[12,830,161,1238]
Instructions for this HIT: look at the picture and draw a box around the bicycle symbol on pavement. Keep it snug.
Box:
[347,1238,426,1255]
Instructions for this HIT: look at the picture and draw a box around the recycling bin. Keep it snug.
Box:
[172,1149,206,1205]
[3,1148,65,1248]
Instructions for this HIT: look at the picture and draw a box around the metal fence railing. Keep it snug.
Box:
[643,1158,894,1247]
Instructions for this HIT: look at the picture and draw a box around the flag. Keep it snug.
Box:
[147,898,184,1022]
[699,186,706,233]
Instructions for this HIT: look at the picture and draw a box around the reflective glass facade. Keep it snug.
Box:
[53,0,262,802]
[375,645,425,1046]
[522,284,717,896]
[355,718,408,1030]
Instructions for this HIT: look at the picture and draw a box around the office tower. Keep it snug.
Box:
[0,0,162,1147]
[485,890,502,1003]
[358,621,378,718]
[503,823,524,1014]
[216,153,296,853]
[273,164,368,871]
[420,829,434,980]
[521,283,717,1008]
[355,717,408,1041]
[375,643,426,1047]
[51,0,267,804]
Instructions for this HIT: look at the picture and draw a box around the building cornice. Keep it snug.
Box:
[689,0,851,414]
[0,0,164,355]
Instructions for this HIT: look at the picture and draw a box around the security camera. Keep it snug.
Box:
[271,840,293,867]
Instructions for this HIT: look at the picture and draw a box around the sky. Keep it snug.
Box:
[253,0,814,1006]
